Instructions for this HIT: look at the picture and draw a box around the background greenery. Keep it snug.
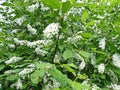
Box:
[0,0,120,90]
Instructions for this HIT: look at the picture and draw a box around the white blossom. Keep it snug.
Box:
[98,63,105,74]
[67,35,82,44]
[0,83,1,89]
[52,78,60,88]
[26,3,39,12]
[5,37,12,41]
[97,15,104,19]
[92,84,101,90]
[14,38,27,45]
[99,37,106,50]
[111,84,120,90]
[35,47,48,56]
[112,53,120,68]
[40,3,49,11]
[43,23,59,38]
[8,44,15,49]
[14,16,26,25]
[0,28,2,32]
[4,70,16,74]
[11,79,22,90]
[79,60,86,70]
[27,24,37,35]
[76,0,84,3]
[11,29,19,34]
[19,68,34,76]
[27,64,35,68]
[61,0,67,2]
[107,2,110,6]
[0,43,4,46]
[5,56,22,65]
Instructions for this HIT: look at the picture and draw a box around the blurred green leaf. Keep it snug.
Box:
[62,1,71,14]
[63,49,73,60]
[31,69,45,84]
[41,0,60,9]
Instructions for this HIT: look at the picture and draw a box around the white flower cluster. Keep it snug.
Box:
[40,3,49,11]
[8,44,15,49]
[27,24,37,35]
[18,64,35,76]
[14,38,52,48]
[99,37,106,50]
[52,78,60,88]
[5,56,22,65]
[4,70,16,74]
[14,38,27,45]
[61,0,67,2]
[19,68,34,76]
[111,84,120,90]
[35,47,48,56]
[14,16,26,26]
[11,29,19,34]
[98,63,105,74]
[67,35,82,44]
[26,3,39,12]
[76,0,84,3]
[43,23,59,38]
[11,79,22,90]
[0,28,2,32]
[112,53,120,68]
[0,83,1,89]
[79,60,86,70]
[0,43,4,46]
[27,40,50,48]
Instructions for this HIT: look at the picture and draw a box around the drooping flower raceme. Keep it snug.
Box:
[99,37,106,50]
[14,38,28,46]
[43,23,59,38]
[35,47,48,56]
[18,64,35,76]
[27,40,52,48]
[27,24,37,35]
[19,68,34,76]
[4,70,16,75]
[26,3,39,12]
[5,56,22,65]
[98,63,105,74]
[112,53,120,68]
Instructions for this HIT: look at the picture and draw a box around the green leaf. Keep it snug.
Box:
[0,64,6,71]
[31,69,45,84]
[79,50,90,59]
[63,49,73,60]
[77,74,88,80]
[81,10,89,22]
[72,2,86,7]
[49,68,72,87]
[35,62,52,70]
[41,0,60,9]
[60,64,76,76]
[71,82,90,90]
[85,20,95,27]
[62,1,71,14]
[6,75,18,81]
[80,33,94,39]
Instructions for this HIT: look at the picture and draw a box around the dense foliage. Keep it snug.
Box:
[0,0,120,90]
